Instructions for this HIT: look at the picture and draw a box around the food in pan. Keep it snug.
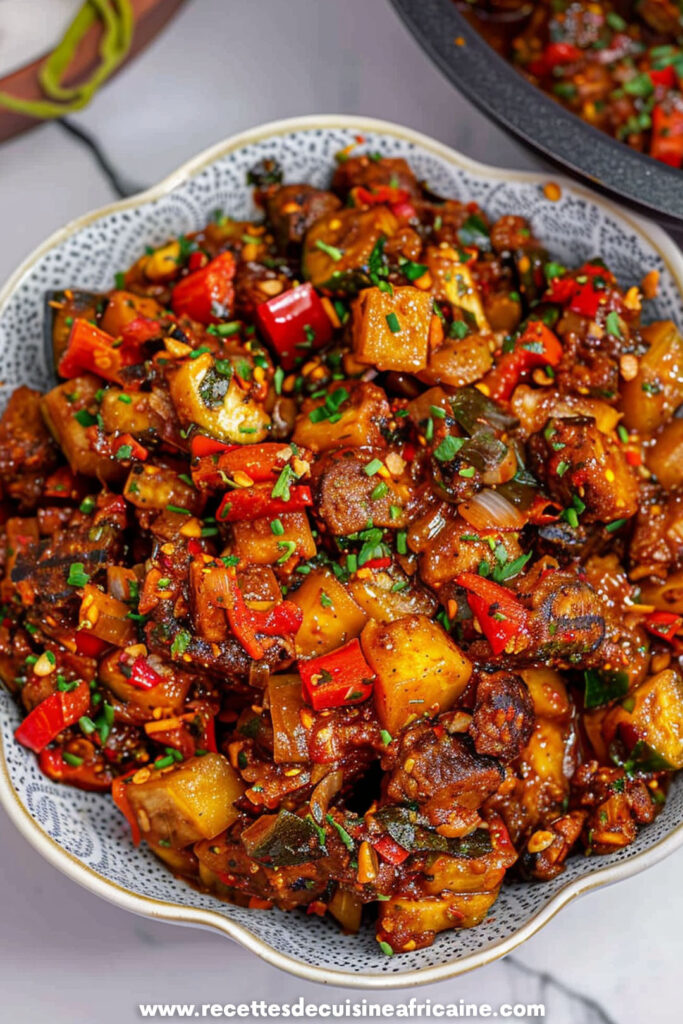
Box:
[1,148,682,955]
[461,1,683,167]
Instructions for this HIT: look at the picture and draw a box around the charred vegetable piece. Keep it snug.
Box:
[241,809,326,866]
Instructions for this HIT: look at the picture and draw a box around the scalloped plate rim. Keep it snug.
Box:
[0,114,682,989]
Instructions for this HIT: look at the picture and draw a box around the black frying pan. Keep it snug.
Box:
[389,0,683,225]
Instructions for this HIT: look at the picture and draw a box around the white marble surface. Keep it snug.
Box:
[0,1,680,1021]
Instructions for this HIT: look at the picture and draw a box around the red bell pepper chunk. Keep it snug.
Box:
[58,319,139,385]
[188,251,208,272]
[643,610,683,644]
[43,466,85,502]
[255,283,333,370]
[545,263,612,319]
[485,320,563,401]
[650,104,683,168]
[112,433,149,462]
[190,434,236,459]
[112,771,142,845]
[528,41,582,77]
[192,442,294,489]
[119,316,163,346]
[457,572,529,656]
[171,251,236,325]
[202,715,218,753]
[14,681,91,753]
[75,631,110,658]
[372,834,410,865]
[391,200,417,221]
[129,656,163,690]
[250,601,303,637]
[216,483,313,523]
[362,557,393,570]
[38,748,112,792]
[649,66,677,89]
[299,638,375,711]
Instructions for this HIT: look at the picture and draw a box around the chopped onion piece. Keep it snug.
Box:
[458,488,526,532]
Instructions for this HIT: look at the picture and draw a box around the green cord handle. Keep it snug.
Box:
[0,0,134,119]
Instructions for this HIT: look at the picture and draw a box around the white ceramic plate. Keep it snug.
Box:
[0,115,682,988]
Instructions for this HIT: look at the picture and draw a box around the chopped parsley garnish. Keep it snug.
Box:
[364,458,383,476]
[315,239,343,261]
[74,409,97,428]
[171,630,191,657]
[308,387,349,424]
[271,464,296,500]
[67,563,90,587]
[605,311,622,338]
[433,435,465,462]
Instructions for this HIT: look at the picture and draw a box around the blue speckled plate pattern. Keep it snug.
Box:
[0,116,681,987]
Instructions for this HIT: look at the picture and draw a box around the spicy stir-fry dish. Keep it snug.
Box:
[2,148,683,956]
[460,1,683,167]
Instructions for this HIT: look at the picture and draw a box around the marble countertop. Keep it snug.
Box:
[0,2,679,1021]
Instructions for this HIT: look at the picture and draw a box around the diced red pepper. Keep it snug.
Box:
[650,104,683,168]
[484,320,563,401]
[361,557,393,570]
[58,319,139,385]
[38,748,112,792]
[299,638,375,711]
[528,41,582,77]
[372,834,410,865]
[202,715,217,753]
[151,725,196,760]
[190,434,236,459]
[255,283,333,370]
[250,601,303,637]
[74,631,110,658]
[644,610,683,644]
[192,442,294,490]
[43,466,85,502]
[188,251,208,272]
[216,483,313,523]
[119,316,163,346]
[129,656,163,690]
[171,251,236,325]
[545,263,613,320]
[112,433,149,462]
[112,771,142,845]
[457,572,529,656]
[14,681,90,753]
[354,185,416,219]
[354,185,411,207]
[649,66,677,89]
